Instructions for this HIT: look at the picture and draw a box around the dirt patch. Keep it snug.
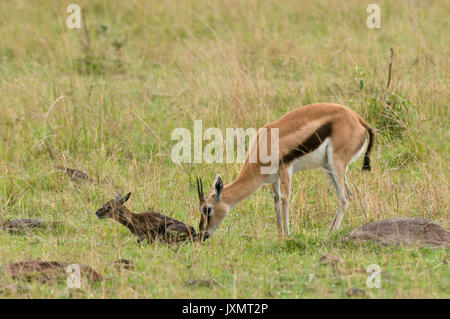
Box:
[56,166,93,183]
[0,282,28,294]
[186,279,217,289]
[1,219,63,234]
[1,260,102,284]
[347,217,450,247]
[1,218,45,233]
[110,259,134,270]
[345,288,366,297]
[318,253,344,266]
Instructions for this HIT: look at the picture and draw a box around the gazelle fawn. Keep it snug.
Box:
[95,192,197,243]
[197,103,374,239]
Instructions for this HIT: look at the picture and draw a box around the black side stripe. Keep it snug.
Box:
[281,122,333,164]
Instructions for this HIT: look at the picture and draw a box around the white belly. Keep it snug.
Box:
[263,138,330,184]
[292,137,329,173]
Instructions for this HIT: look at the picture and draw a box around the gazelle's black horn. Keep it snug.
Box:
[200,177,204,201]
[196,177,204,202]
[196,177,200,200]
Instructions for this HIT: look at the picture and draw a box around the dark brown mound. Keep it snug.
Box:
[347,217,450,247]
[2,260,102,283]
[345,288,366,297]
[1,218,45,233]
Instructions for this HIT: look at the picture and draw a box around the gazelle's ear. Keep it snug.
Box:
[115,191,122,201]
[119,192,131,205]
[212,174,223,200]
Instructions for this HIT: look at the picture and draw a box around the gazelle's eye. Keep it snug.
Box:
[203,207,212,216]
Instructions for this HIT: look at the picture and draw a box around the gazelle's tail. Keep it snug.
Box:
[357,116,375,171]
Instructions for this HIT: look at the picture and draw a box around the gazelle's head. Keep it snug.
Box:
[197,175,229,240]
[95,192,131,219]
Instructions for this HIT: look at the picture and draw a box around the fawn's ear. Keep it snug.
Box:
[119,192,131,205]
[212,174,223,200]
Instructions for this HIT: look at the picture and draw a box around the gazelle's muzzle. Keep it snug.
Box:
[199,232,210,241]
[95,209,106,219]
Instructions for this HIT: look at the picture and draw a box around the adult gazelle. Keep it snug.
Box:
[196,103,374,239]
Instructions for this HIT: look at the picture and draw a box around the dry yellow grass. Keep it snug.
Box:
[0,0,448,298]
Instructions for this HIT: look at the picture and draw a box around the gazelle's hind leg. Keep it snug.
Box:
[344,169,352,198]
[325,145,349,233]
[271,181,283,235]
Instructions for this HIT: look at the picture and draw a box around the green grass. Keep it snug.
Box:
[0,0,448,298]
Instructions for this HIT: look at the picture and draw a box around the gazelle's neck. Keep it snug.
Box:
[222,172,265,209]
[112,206,135,229]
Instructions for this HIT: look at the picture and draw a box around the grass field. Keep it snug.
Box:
[0,0,448,298]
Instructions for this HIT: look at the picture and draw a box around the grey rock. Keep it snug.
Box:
[347,217,450,247]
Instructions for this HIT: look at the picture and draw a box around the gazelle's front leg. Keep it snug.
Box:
[279,164,293,236]
[271,181,283,236]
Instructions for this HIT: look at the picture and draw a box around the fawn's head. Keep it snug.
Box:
[197,175,229,240]
[96,192,131,219]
